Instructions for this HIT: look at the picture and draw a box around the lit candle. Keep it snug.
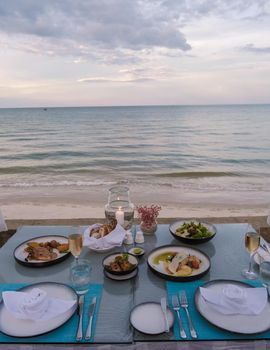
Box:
[115,208,124,226]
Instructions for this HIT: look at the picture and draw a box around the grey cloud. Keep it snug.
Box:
[0,0,191,62]
[1,0,268,64]
[161,0,270,20]
[241,44,270,53]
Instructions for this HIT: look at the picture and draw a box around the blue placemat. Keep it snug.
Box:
[0,283,103,343]
[167,279,270,341]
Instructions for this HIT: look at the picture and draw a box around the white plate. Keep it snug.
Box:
[130,302,174,334]
[88,246,115,253]
[128,247,145,257]
[0,282,78,337]
[147,245,210,281]
[254,247,270,265]
[13,235,70,267]
[104,267,138,281]
[195,279,270,334]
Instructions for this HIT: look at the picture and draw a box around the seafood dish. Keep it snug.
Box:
[103,252,138,275]
[24,240,69,262]
[106,254,136,273]
[155,251,202,277]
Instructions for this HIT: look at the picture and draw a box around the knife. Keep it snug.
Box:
[160,297,170,332]
[76,295,84,341]
[85,296,97,340]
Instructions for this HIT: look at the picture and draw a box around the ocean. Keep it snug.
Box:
[0,104,270,206]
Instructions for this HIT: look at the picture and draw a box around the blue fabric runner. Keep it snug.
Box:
[0,283,103,343]
[167,279,270,341]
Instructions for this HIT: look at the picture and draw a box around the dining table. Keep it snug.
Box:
[0,222,269,350]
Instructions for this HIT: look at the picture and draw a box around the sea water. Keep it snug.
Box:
[0,104,270,202]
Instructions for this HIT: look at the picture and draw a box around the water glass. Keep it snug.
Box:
[260,261,270,289]
[70,259,92,295]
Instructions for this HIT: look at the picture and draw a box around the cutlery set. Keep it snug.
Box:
[171,291,197,339]
[76,295,96,342]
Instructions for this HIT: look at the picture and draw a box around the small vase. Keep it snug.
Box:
[140,219,157,235]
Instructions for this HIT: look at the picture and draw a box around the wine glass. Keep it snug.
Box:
[68,226,83,264]
[241,226,260,279]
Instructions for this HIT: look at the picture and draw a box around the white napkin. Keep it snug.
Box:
[83,223,126,250]
[3,288,76,321]
[257,247,270,263]
[200,284,267,315]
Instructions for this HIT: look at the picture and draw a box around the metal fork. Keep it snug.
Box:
[171,295,187,339]
[179,290,197,339]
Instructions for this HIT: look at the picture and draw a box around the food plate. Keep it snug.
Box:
[103,252,138,276]
[128,247,145,257]
[13,235,70,267]
[104,267,138,281]
[0,282,78,337]
[195,279,270,334]
[147,245,210,281]
[88,246,115,253]
[130,302,174,334]
[169,220,216,244]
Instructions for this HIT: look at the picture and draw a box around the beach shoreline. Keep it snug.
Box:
[1,183,269,222]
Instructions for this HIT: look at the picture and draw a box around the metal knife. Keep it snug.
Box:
[85,296,97,340]
[160,297,170,332]
[76,295,84,341]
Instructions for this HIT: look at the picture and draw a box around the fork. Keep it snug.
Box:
[171,295,187,339]
[179,290,197,339]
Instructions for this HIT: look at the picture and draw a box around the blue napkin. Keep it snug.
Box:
[167,280,270,341]
[0,283,102,343]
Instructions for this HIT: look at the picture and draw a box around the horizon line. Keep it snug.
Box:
[1,102,270,110]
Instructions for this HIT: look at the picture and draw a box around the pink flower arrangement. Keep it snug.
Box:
[136,204,162,225]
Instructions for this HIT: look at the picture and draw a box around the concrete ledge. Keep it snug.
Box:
[0,230,16,248]
[6,216,267,230]
[1,216,268,247]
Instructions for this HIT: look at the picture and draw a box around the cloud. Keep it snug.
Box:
[78,77,154,83]
[241,43,270,53]
[0,0,191,64]
[77,65,174,83]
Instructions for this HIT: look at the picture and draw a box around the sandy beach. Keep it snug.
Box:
[1,183,269,221]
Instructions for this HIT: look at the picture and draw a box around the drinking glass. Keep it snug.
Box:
[241,228,260,279]
[70,259,92,295]
[260,261,270,291]
[68,226,83,263]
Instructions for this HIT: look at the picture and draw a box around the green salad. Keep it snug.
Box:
[175,221,213,239]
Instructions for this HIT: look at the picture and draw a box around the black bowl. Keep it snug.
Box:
[102,252,138,276]
[169,220,216,245]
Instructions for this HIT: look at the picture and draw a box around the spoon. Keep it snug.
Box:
[160,297,170,333]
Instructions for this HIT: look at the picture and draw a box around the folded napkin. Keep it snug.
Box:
[200,284,267,315]
[257,247,270,263]
[3,288,76,321]
[83,223,126,250]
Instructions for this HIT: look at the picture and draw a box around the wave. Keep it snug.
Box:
[0,180,117,188]
[155,171,241,178]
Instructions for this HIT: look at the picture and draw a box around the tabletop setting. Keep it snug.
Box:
[1,185,270,346]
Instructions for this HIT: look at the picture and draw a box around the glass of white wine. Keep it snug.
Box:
[68,226,83,264]
[242,227,260,279]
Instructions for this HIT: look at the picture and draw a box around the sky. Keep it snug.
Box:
[0,0,270,108]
